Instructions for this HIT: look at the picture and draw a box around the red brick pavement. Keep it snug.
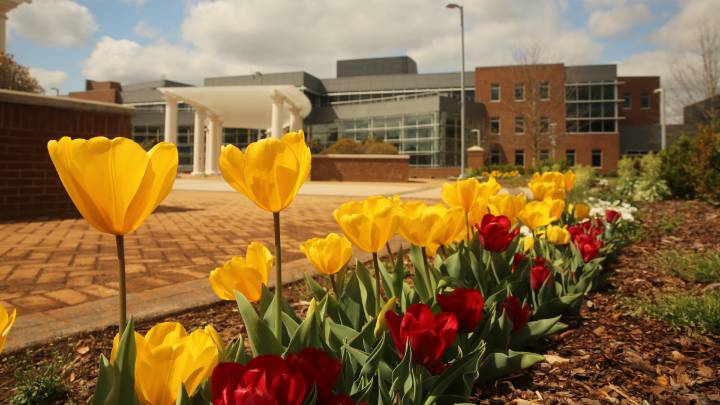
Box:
[0,190,352,315]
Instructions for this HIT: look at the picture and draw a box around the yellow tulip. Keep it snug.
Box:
[398,202,440,247]
[529,181,565,201]
[488,193,527,224]
[209,242,272,302]
[441,177,498,227]
[0,303,16,353]
[518,198,565,230]
[563,171,576,191]
[300,233,353,275]
[333,196,397,253]
[47,136,178,235]
[521,235,535,252]
[220,130,311,213]
[572,203,590,220]
[430,205,467,247]
[111,322,220,405]
[546,225,571,245]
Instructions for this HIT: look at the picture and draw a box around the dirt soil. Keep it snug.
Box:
[1,200,719,404]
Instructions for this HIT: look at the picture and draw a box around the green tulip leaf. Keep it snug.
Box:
[477,350,545,382]
[234,291,285,356]
[92,318,140,405]
[304,272,328,301]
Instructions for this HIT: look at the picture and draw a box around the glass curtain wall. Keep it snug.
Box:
[565,83,619,133]
[326,112,457,167]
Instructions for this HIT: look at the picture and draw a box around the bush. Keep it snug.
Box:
[615,154,668,202]
[10,355,68,405]
[530,158,569,174]
[320,138,398,155]
[660,126,720,202]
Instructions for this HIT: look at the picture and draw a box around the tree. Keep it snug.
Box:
[0,52,43,93]
[671,21,719,127]
[509,44,557,166]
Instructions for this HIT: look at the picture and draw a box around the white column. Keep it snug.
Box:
[191,108,206,176]
[213,118,223,174]
[270,92,285,138]
[205,115,220,175]
[163,96,178,144]
[289,106,303,132]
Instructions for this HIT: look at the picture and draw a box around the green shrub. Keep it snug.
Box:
[655,250,720,283]
[530,158,569,174]
[660,126,720,202]
[566,165,596,202]
[361,139,399,155]
[631,292,720,334]
[615,154,668,202]
[10,355,69,405]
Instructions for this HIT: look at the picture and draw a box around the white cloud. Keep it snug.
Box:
[653,0,717,49]
[588,3,652,37]
[8,0,98,47]
[28,67,69,93]
[123,0,148,5]
[82,0,604,85]
[133,21,160,39]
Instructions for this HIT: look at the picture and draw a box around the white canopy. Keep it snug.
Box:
[157,85,312,128]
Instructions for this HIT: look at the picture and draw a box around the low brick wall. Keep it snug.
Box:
[0,90,134,220]
[311,154,410,182]
[408,166,460,179]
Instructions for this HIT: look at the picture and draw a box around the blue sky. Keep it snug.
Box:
[5,0,714,102]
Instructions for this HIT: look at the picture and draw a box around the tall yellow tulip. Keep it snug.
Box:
[48,136,178,333]
[111,322,220,405]
[546,225,571,245]
[488,193,526,224]
[529,181,565,201]
[334,196,397,309]
[219,130,311,339]
[301,233,353,276]
[571,203,590,221]
[209,241,272,302]
[518,198,565,230]
[429,205,466,249]
[563,171,576,191]
[442,177,499,229]
[0,303,16,353]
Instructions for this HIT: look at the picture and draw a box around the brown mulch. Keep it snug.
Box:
[474,200,720,404]
[1,200,719,404]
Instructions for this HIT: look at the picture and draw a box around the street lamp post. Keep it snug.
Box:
[654,88,666,150]
[447,3,466,178]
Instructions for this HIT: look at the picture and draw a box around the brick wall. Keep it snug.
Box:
[0,90,134,220]
[618,76,660,125]
[311,154,409,182]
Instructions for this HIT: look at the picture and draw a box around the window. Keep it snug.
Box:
[490,117,500,135]
[514,149,525,166]
[490,84,500,101]
[592,149,602,168]
[514,83,524,101]
[566,149,576,166]
[539,82,550,100]
[622,92,631,109]
[514,117,525,134]
[490,149,501,165]
[540,117,550,133]
[540,150,549,161]
[640,92,650,109]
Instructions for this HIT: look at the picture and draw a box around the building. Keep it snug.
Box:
[70,56,661,173]
[475,63,660,172]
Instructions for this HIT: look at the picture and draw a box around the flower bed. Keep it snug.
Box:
[1,132,638,404]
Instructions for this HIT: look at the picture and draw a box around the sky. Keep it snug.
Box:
[6,0,719,121]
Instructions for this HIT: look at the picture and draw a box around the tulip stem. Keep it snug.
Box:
[273,212,282,340]
[421,246,430,274]
[385,242,395,264]
[372,252,382,311]
[330,274,340,298]
[115,235,127,334]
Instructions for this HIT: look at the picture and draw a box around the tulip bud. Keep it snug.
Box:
[374,297,397,338]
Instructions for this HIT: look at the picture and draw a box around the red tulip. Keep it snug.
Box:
[605,209,622,223]
[286,347,341,396]
[476,214,520,252]
[212,356,306,405]
[574,233,603,262]
[512,253,526,273]
[529,257,552,290]
[500,295,531,331]
[385,303,458,373]
[437,288,485,333]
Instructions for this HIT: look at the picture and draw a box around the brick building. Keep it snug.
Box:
[475,64,660,173]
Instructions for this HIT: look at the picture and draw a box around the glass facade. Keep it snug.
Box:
[325,89,475,106]
[309,111,466,167]
[565,83,619,133]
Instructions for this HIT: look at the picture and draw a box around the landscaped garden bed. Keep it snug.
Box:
[1,128,719,404]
